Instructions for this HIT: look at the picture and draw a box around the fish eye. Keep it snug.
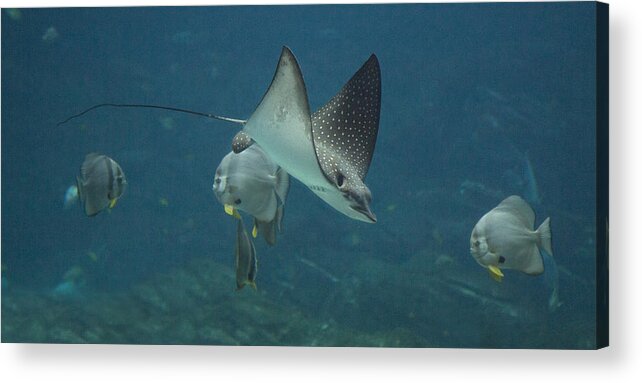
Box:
[498,256,506,264]
[215,178,221,184]
[235,198,242,205]
[336,173,345,188]
[473,240,480,247]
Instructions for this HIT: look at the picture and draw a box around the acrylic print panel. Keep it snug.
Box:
[1,2,608,348]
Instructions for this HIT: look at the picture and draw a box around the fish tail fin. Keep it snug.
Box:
[536,217,553,256]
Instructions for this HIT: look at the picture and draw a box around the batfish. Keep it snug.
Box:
[213,144,289,246]
[76,153,127,216]
[470,195,552,281]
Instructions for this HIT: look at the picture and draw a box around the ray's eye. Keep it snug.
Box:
[336,173,345,188]
[235,198,242,205]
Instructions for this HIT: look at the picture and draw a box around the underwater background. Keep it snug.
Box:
[2,2,598,348]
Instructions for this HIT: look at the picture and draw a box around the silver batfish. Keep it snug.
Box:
[213,144,289,246]
[76,153,127,217]
[470,195,552,281]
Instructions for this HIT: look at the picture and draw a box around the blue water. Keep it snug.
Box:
[2,3,598,348]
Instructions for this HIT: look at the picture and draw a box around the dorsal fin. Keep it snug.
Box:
[496,195,535,229]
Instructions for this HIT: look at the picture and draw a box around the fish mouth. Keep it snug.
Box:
[351,205,377,223]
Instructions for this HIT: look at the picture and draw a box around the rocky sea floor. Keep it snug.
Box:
[1,257,425,346]
[2,241,597,348]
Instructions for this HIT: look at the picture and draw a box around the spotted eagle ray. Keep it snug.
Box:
[232,47,381,222]
[58,46,381,223]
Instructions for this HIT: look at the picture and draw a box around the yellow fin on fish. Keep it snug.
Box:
[224,204,241,219]
[109,199,118,209]
[252,224,258,238]
[488,265,504,282]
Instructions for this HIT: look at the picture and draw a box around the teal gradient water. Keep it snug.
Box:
[1,3,598,348]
